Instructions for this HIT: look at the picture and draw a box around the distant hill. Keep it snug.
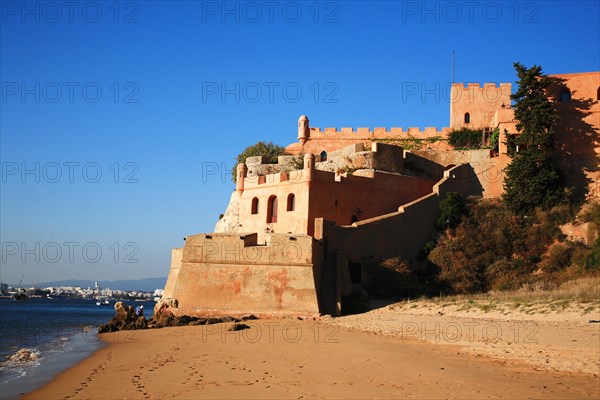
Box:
[26,277,167,292]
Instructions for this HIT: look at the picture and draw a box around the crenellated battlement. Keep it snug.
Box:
[308,126,448,138]
[451,82,512,90]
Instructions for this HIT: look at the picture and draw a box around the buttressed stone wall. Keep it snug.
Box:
[161,233,322,318]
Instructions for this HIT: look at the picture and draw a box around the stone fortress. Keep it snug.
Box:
[159,72,599,318]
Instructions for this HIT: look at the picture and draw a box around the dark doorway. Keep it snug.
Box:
[267,196,278,223]
[349,262,362,284]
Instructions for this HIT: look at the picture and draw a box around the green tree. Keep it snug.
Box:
[436,192,468,230]
[503,151,563,213]
[503,63,563,213]
[232,141,287,183]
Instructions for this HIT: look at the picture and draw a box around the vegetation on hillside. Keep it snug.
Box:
[427,198,600,294]
[370,196,599,299]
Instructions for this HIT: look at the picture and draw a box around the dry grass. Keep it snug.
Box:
[407,276,600,315]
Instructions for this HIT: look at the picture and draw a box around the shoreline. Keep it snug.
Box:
[2,331,106,400]
[22,314,600,399]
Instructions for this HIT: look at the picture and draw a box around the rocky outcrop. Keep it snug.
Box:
[98,302,147,333]
[7,348,40,363]
[97,303,258,333]
[153,298,178,317]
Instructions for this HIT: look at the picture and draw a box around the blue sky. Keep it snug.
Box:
[1,0,599,285]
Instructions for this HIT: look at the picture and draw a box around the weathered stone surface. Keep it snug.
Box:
[153,298,178,316]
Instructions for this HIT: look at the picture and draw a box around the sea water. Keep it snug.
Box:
[0,297,155,399]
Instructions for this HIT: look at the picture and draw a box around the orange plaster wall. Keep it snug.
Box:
[239,175,311,242]
[550,72,600,199]
[162,234,321,318]
[449,83,512,130]
[306,170,436,235]
[233,167,436,241]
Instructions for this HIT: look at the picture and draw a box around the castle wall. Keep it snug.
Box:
[306,169,436,236]
[161,233,321,318]
[315,142,404,174]
[549,72,600,200]
[320,163,479,263]
[162,248,182,300]
[412,149,510,198]
[287,126,450,156]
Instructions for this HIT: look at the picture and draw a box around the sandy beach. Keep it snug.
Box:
[23,307,600,400]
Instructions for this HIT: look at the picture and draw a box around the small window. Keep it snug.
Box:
[251,198,259,214]
[596,86,600,101]
[320,150,328,161]
[267,196,278,223]
[287,194,295,211]
[464,112,471,124]
[560,90,571,103]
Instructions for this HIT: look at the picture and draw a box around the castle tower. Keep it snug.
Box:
[449,83,511,130]
[298,115,310,146]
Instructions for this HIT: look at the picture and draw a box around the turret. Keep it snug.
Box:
[236,163,247,192]
[303,153,315,182]
[298,115,310,146]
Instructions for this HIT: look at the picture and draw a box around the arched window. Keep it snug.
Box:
[287,193,295,211]
[267,196,278,223]
[464,112,471,124]
[251,198,259,214]
[560,90,571,103]
[596,86,600,101]
[319,150,328,162]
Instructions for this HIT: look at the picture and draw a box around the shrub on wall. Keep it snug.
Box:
[232,141,287,183]
[377,135,442,151]
[448,128,485,149]
[490,128,500,153]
